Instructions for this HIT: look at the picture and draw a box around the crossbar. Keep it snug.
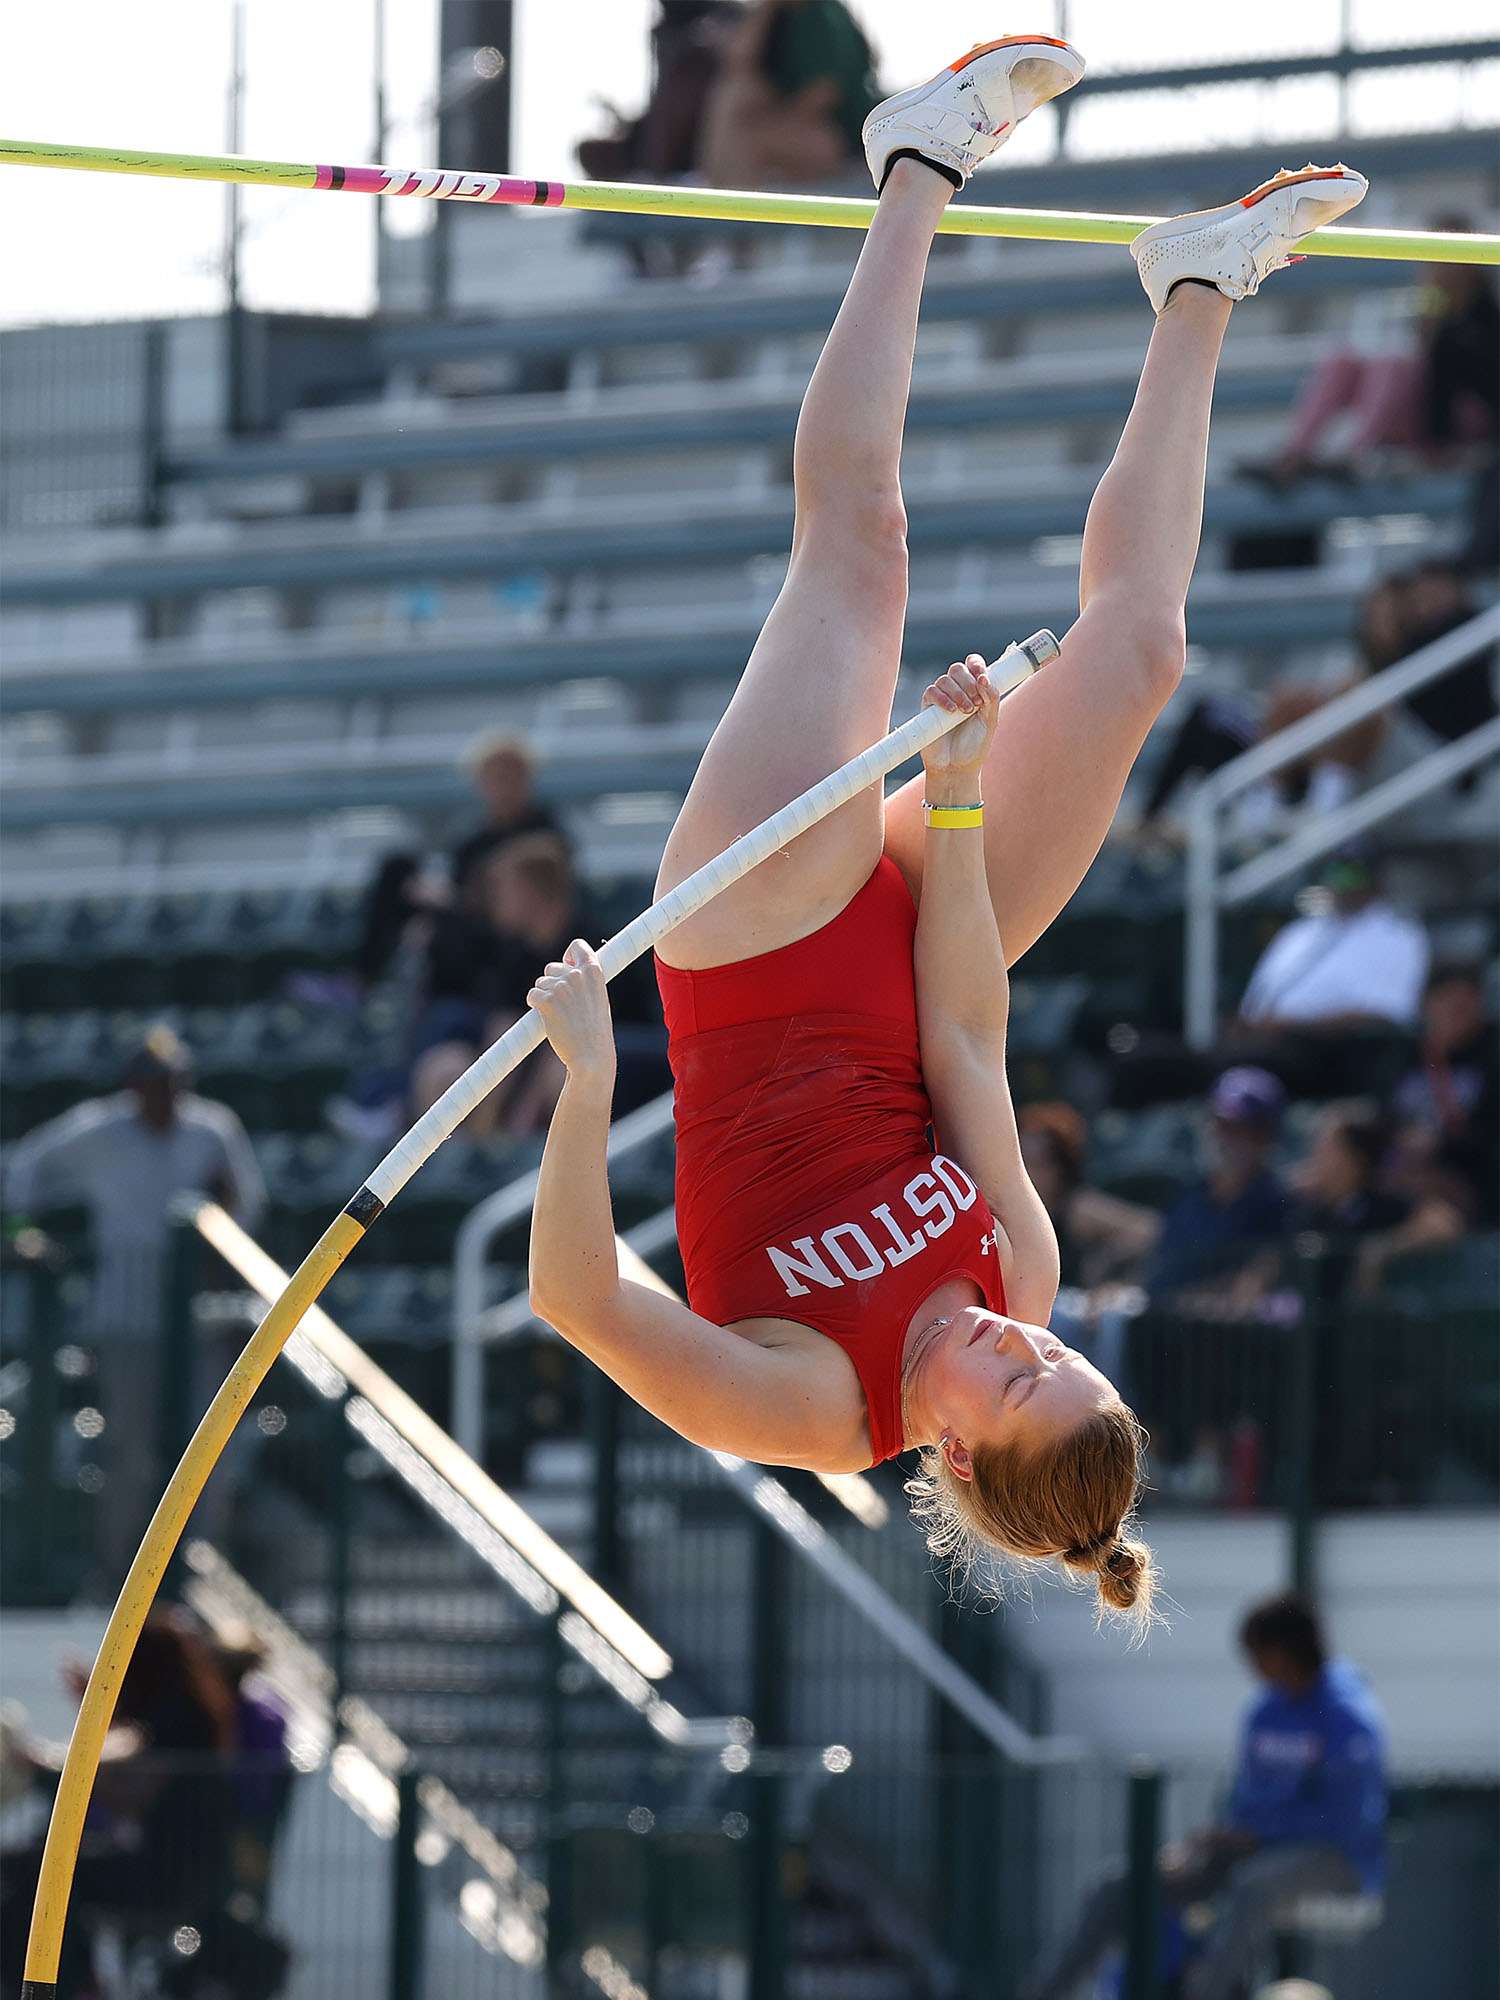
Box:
[2,139,1496,263]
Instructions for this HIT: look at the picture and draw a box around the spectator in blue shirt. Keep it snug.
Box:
[1144,1067,1294,1313]
[1021,1591,1387,2000]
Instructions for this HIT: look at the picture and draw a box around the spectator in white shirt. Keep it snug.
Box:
[1239,852,1429,1034]
[1112,852,1429,1113]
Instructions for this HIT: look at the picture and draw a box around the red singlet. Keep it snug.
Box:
[656,858,1006,1464]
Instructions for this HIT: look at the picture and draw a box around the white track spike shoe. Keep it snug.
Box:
[1131,164,1369,311]
[863,35,1086,194]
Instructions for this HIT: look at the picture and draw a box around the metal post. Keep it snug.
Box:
[543,1611,571,1991]
[388,1767,424,2000]
[1288,1237,1326,1598]
[1123,1763,1163,2000]
[748,1520,788,2000]
[157,1216,200,1599]
[1338,0,1352,136]
[936,1599,999,1978]
[589,1370,623,1591]
[329,1393,354,1725]
[1184,793,1220,1049]
[140,321,166,531]
[159,1216,199,1476]
[224,0,246,433]
[372,0,387,299]
[19,1257,62,1598]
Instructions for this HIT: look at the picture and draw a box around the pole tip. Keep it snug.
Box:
[1018,629,1061,672]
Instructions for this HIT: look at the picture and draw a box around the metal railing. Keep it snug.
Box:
[5,1227,1491,1991]
[1183,604,1500,1046]
[192,1199,715,1735]
[450,1088,677,1453]
[192,1203,1092,1983]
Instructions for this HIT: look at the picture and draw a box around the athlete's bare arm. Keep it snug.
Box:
[912,661,1060,1324]
[525,944,868,1468]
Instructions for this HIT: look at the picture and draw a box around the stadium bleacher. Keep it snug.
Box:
[2,81,1497,1996]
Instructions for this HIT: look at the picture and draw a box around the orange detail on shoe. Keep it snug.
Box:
[1239,166,1355,209]
[947,34,1074,72]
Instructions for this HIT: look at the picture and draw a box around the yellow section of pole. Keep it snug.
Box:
[1,137,1496,263]
[0,136,321,190]
[21,1209,366,1990]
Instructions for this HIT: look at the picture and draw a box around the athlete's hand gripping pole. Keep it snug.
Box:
[20,627,1057,1997]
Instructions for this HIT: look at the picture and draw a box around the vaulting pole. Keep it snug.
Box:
[20,631,1059,1995]
[2,138,1496,262]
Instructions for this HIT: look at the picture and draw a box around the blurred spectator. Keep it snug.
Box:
[411,834,669,1135]
[578,3,744,184]
[1238,850,1429,1039]
[411,832,575,1137]
[213,1632,293,1913]
[1143,1068,1293,1313]
[1140,565,1496,839]
[1138,684,1382,836]
[1,1612,239,1995]
[1368,563,1499,766]
[1289,1100,1464,1301]
[1116,854,1431,1113]
[1388,963,1500,1225]
[1022,1591,1386,2000]
[699,0,881,190]
[449,731,566,898]
[1239,223,1498,490]
[352,851,428,993]
[2,1029,266,1587]
[1017,1101,1161,1290]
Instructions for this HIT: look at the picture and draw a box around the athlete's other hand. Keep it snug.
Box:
[527,941,616,1082]
[920,655,999,780]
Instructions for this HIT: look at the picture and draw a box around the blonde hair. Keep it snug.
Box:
[463,728,533,776]
[907,1400,1156,1630]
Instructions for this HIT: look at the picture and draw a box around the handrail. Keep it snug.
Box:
[1219,718,1500,908]
[188,1198,732,1742]
[1184,605,1500,1046]
[450,1088,676,1449]
[1198,606,1500,807]
[197,1197,1074,1769]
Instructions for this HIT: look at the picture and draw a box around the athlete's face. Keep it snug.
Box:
[923,1311,1115,1479]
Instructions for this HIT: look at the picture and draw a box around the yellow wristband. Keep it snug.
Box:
[923,802,984,828]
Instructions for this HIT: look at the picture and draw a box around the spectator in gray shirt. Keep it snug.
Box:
[4,1028,265,1589]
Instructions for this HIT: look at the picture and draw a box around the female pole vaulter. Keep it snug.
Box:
[523,33,1366,1622]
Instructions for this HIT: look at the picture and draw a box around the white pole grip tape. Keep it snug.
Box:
[363,630,1058,1208]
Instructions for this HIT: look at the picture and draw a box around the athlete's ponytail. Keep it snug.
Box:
[907,1399,1156,1631]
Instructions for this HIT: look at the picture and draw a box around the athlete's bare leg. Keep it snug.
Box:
[884,283,1234,961]
[655,158,951,970]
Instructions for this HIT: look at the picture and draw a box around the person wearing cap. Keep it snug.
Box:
[1143,1067,1294,1310]
[3,1027,265,1589]
[1238,851,1430,1043]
